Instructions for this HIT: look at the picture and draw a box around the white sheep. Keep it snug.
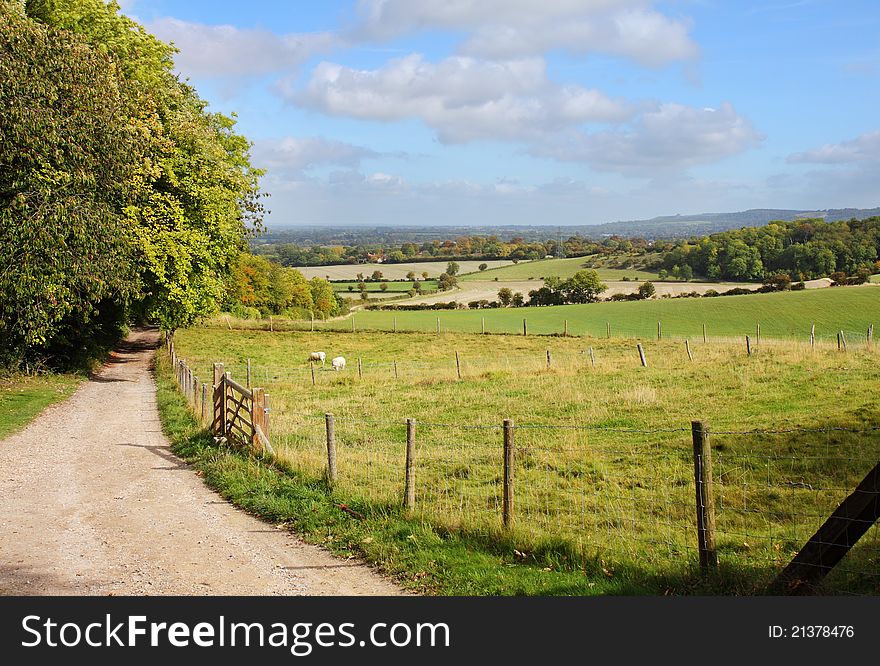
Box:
[308,351,326,366]
[331,356,346,371]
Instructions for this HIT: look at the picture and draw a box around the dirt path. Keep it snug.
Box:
[0,328,402,596]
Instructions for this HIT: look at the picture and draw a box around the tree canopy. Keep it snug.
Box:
[1,0,265,368]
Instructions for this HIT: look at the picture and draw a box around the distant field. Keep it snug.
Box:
[332,280,438,292]
[870,274,880,283]
[461,254,662,282]
[0,373,82,440]
[326,285,880,341]
[295,260,525,281]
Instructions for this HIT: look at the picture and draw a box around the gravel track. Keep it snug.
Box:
[0,328,402,596]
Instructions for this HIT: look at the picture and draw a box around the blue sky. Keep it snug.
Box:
[121,1,880,227]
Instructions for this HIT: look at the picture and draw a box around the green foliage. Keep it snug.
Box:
[446,261,460,276]
[637,282,656,299]
[437,272,458,291]
[0,6,140,366]
[2,1,265,366]
[658,217,880,281]
[560,270,607,304]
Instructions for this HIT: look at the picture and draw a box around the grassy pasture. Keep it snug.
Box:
[222,285,880,344]
[295,260,525,281]
[0,373,82,440]
[332,280,438,293]
[460,254,662,282]
[171,325,880,593]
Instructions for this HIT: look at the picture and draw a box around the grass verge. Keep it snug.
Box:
[0,373,83,440]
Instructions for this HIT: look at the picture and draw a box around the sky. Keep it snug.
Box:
[120,0,880,227]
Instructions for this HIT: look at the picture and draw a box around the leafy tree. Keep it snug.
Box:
[497,288,514,307]
[763,273,792,291]
[511,292,524,307]
[438,272,457,291]
[379,282,389,292]
[406,271,416,280]
[637,282,656,299]
[561,270,607,303]
[0,6,141,366]
[478,263,488,271]
[371,270,383,281]
[446,261,460,276]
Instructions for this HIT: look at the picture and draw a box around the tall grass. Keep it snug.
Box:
[170,327,880,593]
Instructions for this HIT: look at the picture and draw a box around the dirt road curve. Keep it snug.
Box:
[0,328,402,596]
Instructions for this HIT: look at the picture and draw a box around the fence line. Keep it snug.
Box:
[204,314,878,349]
[163,334,880,593]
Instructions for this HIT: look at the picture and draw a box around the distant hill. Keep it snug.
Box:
[261,207,880,245]
[588,208,880,239]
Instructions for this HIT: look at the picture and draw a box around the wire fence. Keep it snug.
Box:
[267,409,880,593]
[166,337,880,593]
[204,313,876,350]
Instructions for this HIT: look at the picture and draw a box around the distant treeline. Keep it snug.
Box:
[254,235,651,267]
[654,217,880,282]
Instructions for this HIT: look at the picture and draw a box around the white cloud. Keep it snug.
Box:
[787,131,880,164]
[251,136,389,186]
[285,54,633,143]
[532,102,763,175]
[147,18,337,79]
[352,0,697,66]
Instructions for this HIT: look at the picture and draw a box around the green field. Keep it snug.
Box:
[332,280,438,293]
[169,321,880,594]
[315,286,880,343]
[0,374,83,440]
[461,254,662,282]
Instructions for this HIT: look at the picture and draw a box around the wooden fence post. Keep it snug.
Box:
[658,321,662,340]
[213,363,226,436]
[201,382,208,424]
[589,347,595,368]
[746,335,752,355]
[351,316,356,333]
[564,319,568,336]
[839,330,847,351]
[437,317,441,334]
[702,323,707,344]
[810,323,815,349]
[691,420,718,573]
[503,419,514,529]
[756,323,761,345]
[481,317,486,335]
[404,419,416,511]
[523,318,528,336]
[455,351,462,380]
[247,358,251,388]
[311,315,314,332]
[269,315,273,332]
[637,343,647,367]
[325,413,337,485]
[546,349,551,369]
[251,387,266,450]
[311,363,316,386]
[685,339,693,361]
[393,317,397,333]
[606,322,611,338]
[357,357,363,380]
[394,360,399,380]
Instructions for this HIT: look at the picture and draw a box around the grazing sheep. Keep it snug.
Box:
[331,356,346,371]
[308,351,326,366]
